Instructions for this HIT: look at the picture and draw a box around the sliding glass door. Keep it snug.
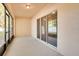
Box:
[37,11,57,47]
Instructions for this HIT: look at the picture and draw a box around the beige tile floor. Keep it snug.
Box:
[4,37,62,56]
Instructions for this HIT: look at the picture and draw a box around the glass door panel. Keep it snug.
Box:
[41,16,47,42]
[47,11,57,47]
[37,19,40,39]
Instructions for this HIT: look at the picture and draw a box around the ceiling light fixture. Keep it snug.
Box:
[26,3,31,9]
[52,10,56,14]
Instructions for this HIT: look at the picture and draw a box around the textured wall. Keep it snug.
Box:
[32,4,79,56]
[15,18,32,37]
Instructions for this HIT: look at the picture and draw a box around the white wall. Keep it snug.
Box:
[32,4,79,56]
[16,18,31,37]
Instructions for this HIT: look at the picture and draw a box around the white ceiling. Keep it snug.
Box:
[7,3,47,18]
